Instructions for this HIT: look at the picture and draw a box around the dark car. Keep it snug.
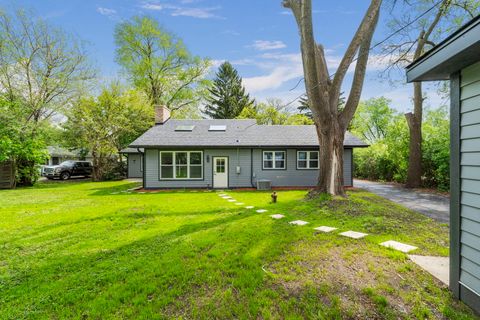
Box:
[43,160,93,180]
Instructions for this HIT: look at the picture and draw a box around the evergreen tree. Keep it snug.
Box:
[204,62,254,119]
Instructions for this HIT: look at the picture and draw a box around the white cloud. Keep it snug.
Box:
[240,51,394,95]
[141,2,223,19]
[170,6,222,19]
[242,53,303,93]
[140,3,164,10]
[250,40,287,51]
[97,7,117,16]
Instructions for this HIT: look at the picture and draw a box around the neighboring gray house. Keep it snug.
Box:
[120,147,143,178]
[406,15,480,313]
[128,106,367,190]
[44,146,93,165]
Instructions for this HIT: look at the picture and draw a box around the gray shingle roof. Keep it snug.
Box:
[120,147,144,154]
[129,119,368,148]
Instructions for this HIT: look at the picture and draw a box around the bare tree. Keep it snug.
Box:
[381,0,479,188]
[0,9,94,126]
[283,0,382,196]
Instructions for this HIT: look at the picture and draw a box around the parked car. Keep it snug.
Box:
[42,160,93,180]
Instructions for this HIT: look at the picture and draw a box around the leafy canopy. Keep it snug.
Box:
[64,83,153,180]
[114,16,210,110]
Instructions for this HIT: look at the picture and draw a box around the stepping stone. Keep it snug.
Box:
[256,209,267,213]
[245,206,254,209]
[380,240,418,253]
[408,255,449,286]
[235,202,245,205]
[110,192,119,195]
[218,194,227,197]
[138,192,146,194]
[314,226,337,233]
[228,199,236,202]
[339,231,368,239]
[289,220,309,226]
[222,196,232,199]
[270,214,285,219]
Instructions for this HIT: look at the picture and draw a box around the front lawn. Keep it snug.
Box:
[0,181,476,319]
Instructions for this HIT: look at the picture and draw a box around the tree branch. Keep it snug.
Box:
[331,0,382,99]
[339,7,380,130]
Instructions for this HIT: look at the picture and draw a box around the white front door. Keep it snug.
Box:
[213,157,228,188]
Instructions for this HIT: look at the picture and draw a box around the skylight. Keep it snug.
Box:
[209,125,226,131]
[175,125,195,132]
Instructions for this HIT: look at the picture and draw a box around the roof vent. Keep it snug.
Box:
[175,125,195,132]
[209,125,226,131]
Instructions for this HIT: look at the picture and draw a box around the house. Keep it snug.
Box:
[406,15,480,313]
[128,106,367,190]
[120,147,143,178]
[44,146,93,166]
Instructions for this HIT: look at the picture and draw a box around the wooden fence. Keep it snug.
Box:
[0,161,15,189]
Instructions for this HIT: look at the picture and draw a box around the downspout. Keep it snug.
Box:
[250,148,255,188]
[137,148,145,189]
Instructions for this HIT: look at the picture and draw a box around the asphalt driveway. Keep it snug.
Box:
[354,179,450,224]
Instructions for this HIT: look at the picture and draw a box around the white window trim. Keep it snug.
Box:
[159,151,203,180]
[297,151,319,169]
[262,151,286,170]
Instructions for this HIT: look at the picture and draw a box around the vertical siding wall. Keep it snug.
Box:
[144,148,353,188]
[459,61,480,297]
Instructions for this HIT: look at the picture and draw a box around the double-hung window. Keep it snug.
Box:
[263,151,286,169]
[160,151,203,179]
[297,151,319,169]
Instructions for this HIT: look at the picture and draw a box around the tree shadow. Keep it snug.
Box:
[1,208,300,318]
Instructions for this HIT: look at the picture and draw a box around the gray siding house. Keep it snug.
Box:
[406,15,480,313]
[128,106,367,190]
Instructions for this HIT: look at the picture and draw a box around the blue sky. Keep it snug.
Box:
[1,0,447,112]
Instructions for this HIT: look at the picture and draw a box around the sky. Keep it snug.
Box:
[0,0,449,113]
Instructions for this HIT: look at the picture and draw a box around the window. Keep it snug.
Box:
[209,125,226,131]
[160,151,203,179]
[174,125,195,131]
[215,158,225,173]
[297,151,319,169]
[263,151,285,169]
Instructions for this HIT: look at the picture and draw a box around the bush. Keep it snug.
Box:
[96,159,127,181]
[352,98,450,190]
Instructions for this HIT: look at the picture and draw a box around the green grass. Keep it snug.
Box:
[0,180,477,319]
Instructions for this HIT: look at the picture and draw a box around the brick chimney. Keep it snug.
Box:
[154,105,171,125]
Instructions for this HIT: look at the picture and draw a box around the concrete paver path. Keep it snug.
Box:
[354,179,450,224]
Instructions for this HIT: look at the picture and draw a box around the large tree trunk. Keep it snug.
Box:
[315,118,345,195]
[405,81,423,188]
[284,0,381,196]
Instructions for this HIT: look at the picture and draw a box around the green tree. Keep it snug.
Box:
[238,99,313,125]
[0,95,48,187]
[115,16,210,110]
[64,84,153,181]
[204,62,254,119]
[382,0,479,188]
[0,9,93,186]
[350,97,395,144]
